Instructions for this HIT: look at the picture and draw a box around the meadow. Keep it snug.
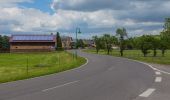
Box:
[0,51,86,83]
[84,49,170,65]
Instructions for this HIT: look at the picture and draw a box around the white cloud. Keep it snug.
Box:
[0,0,33,7]
[0,0,33,3]
[0,0,168,38]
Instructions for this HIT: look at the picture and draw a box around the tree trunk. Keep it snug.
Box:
[107,49,110,55]
[120,49,123,56]
[144,54,146,57]
[143,50,146,57]
[153,49,157,57]
[162,49,165,57]
[96,49,99,54]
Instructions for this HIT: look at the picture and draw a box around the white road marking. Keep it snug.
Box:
[139,88,156,97]
[126,58,170,75]
[155,77,162,82]
[155,71,161,75]
[42,80,79,92]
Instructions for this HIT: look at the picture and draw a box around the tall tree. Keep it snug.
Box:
[0,35,2,50]
[0,36,10,52]
[138,35,153,57]
[56,32,62,50]
[160,18,170,56]
[116,28,128,56]
[150,36,160,57]
[102,34,116,55]
[92,36,103,54]
[160,32,169,56]
[164,18,170,34]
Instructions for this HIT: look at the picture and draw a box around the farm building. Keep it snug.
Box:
[9,34,56,52]
[61,36,73,49]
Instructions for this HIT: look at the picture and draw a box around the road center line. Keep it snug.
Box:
[42,80,79,92]
[155,77,162,82]
[155,71,161,75]
[139,88,156,97]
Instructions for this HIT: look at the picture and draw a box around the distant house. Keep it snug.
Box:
[9,34,56,52]
[61,36,73,49]
[83,39,95,47]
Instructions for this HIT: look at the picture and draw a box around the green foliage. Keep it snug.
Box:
[164,18,170,33]
[0,35,10,52]
[116,27,128,56]
[0,35,2,49]
[76,39,85,49]
[159,18,170,56]
[92,36,103,53]
[160,32,169,56]
[56,32,63,50]
[102,34,117,55]
[138,35,153,57]
[90,18,170,57]
[124,38,134,50]
[92,34,117,54]
[150,35,160,57]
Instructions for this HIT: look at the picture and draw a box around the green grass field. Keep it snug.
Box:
[84,49,170,65]
[0,51,86,83]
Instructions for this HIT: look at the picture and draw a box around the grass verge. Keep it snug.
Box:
[84,49,170,65]
[0,51,86,83]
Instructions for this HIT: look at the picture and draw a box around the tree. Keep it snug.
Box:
[92,36,103,54]
[150,35,160,57]
[116,28,128,56]
[160,32,169,56]
[0,35,2,50]
[159,18,170,56]
[124,38,134,50]
[77,39,85,49]
[138,35,153,57]
[102,34,116,55]
[164,18,170,34]
[0,36,10,52]
[56,32,62,50]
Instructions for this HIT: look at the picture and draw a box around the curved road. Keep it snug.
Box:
[0,51,155,100]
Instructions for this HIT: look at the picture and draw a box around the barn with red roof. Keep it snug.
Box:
[9,34,56,52]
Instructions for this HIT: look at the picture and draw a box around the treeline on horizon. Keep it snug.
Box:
[92,18,170,57]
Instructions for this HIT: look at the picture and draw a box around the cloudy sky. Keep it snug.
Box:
[0,0,169,38]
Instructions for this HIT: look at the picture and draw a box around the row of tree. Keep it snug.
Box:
[125,34,170,57]
[92,27,127,55]
[93,18,170,57]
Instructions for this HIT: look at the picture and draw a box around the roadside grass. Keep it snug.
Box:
[0,51,86,83]
[84,49,170,65]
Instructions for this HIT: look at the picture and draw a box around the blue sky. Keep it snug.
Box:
[0,0,169,38]
[19,0,54,14]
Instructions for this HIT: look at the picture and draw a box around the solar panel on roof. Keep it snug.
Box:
[13,35,54,41]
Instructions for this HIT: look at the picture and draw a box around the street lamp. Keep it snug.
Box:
[75,27,81,59]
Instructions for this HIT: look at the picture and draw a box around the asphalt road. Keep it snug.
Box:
[0,50,155,100]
